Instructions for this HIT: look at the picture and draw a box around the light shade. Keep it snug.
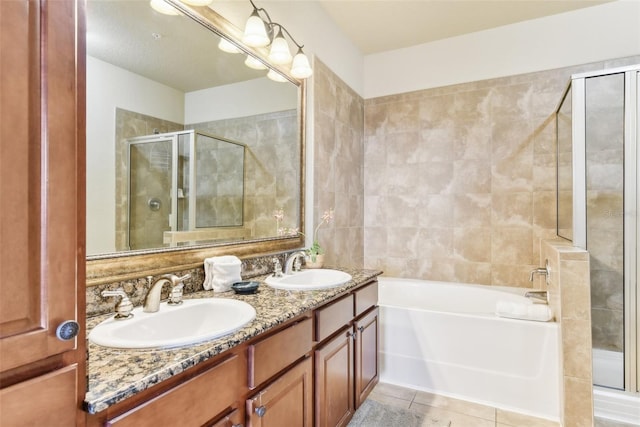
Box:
[149,0,180,15]
[268,29,292,65]
[290,50,312,79]
[267,69,288,83]
[243,12,269,47]
[181,0,213,5]
[218,38,240,54]
[245,55,267,70]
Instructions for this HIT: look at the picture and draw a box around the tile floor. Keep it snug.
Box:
[369,382,640,427]
[369,382,560,427]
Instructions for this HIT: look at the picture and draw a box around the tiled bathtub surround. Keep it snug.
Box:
[362,55,640,287]
[541,239,593,427]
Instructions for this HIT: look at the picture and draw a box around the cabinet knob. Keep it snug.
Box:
[358,326,365,332]
[231,424,243,427]
[255,405,267,417]
[56,320,80,341]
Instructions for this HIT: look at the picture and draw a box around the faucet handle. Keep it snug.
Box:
[101,289,134,320]
[168,282,184,305]
[273,258,283,277]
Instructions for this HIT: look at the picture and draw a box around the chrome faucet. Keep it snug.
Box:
[529,259,550,285]
[525,291,548,303]
[143,273,191,313]
[284,251,307,274]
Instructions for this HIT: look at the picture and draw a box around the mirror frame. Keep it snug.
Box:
[86,0,306,286]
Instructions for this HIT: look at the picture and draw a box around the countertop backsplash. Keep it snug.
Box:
[86,252,289,317]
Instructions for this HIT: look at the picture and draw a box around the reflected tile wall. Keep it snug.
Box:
[115,108,183,251]
[313,59,365,268]
[188,110,299,239]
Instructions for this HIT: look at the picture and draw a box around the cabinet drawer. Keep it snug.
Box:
[208,407,243,427]
[0,365,77,427]
[107,353,244,427]
[354,282,378,317]
[248,317,312,389]
[315,294,354,342]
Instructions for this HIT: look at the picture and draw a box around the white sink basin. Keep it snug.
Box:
[88,298,256,349]
[265,269,352,291]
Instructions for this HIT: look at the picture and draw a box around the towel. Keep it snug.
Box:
[496,301,553,322]
[203,256,242,292]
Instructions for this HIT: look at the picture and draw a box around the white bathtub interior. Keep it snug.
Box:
[378,277,560,421]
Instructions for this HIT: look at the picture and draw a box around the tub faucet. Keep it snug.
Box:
[529,259,550,285]
[525,291,548,304]
[284,251,307,274]
[143,273,191,313]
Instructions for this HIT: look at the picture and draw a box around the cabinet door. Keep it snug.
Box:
[0,0,83,371]
[246,357,313,427]
[315,327,354,427]
[355,308,379,408]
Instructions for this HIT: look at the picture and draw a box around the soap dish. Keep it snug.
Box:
[231,281,260,295]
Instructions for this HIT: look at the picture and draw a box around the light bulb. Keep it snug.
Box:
[243,12,269,47]
[290,50,312,79]
[149,0,180,15]
[218,38,240,54]
[245,55,267,70]
[268,29,292,65]
[181,0,213,5]
[267,69,288,83]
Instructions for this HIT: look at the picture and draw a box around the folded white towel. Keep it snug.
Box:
[496,301,553,322]
[203,256,242,292]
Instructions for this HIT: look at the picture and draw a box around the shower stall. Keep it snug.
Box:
[556,64,640,420]
[125,130,245,250]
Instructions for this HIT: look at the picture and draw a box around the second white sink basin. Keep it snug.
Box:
[265,269,352,291]
[88,298,256,349]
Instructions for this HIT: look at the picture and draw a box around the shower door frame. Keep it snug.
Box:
[125,131,184,250]
[568,64,640,394]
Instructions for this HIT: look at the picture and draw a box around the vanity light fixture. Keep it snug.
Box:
[218,38,241,54]
[244,55,268,70]
[149,0,180,16]
[181,0,214,6]
[237,0,313,80]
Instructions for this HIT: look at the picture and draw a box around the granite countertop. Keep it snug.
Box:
[84,268,382,414]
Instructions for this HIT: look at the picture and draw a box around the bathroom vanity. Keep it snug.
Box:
[84,269,380,427]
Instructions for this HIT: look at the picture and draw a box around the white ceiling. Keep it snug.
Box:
[318,0,613,54]
[87,0,614,92]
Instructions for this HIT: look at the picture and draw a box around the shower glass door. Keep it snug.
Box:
[127,137,174,250]
[584,72,626,390]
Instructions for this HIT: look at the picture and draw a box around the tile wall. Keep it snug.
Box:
[313,59,365,268]
[362,55,640,287]
[541,239,593,427]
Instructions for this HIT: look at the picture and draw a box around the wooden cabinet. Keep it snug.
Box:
[355,307,379,408]
[105,354,245,427]
[0,0,85,425]
[315,327,355,427]
[314,281,379,427]
[246,357,313,427]
[208,408,244,427]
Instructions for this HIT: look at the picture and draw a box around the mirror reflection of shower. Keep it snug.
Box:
[125,130,245,250]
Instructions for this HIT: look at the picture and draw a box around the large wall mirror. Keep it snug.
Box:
[86,0,305,284]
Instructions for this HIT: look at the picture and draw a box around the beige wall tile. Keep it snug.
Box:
[563,376,594,427]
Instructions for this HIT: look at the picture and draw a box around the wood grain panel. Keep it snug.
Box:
[106,354,244,427]
[354,282,378,317]
[248,317,312,389]
[314,295,354,342]
[0,365,77,426]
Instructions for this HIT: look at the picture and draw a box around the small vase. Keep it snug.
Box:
[305,254,325,269]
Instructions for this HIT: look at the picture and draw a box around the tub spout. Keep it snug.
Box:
[525,291,548,303]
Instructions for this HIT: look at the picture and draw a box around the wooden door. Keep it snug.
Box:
[315,327,354,427]
[246,357,313,427]
[0,0,85,424]
[354,308,379,408]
